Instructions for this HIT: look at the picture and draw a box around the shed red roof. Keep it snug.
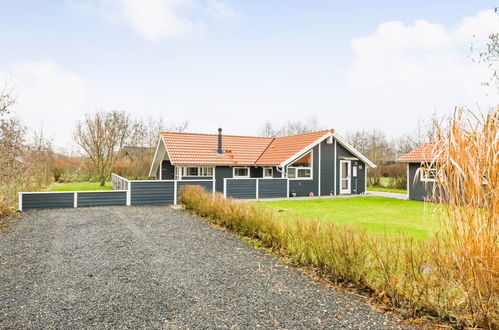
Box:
[160,129,333,166]
[396,142,436,162]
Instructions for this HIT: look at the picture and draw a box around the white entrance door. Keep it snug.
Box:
[339,160,351,194]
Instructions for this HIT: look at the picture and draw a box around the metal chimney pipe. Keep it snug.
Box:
[217,128,223,154]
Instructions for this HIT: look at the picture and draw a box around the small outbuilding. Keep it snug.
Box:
[396,142,437,201]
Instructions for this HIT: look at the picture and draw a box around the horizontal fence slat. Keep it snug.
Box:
[130,181,175,205]
[21,193,74,210]
[77,191,127,207]
[226,179,257,199]
[258,179,288,198]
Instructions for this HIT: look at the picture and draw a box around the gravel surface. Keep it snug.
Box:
[0,206,410,329]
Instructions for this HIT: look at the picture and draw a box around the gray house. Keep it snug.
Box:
[148,128,376,199]
[397,142,437,201]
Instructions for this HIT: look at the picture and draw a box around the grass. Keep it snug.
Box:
[256,197,438,239]
[367,186,407,194]
[47,181,112,191]
[368,177,407,194]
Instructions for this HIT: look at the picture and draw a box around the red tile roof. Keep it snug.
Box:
[396,142,436,162]
[160,129,333,166]
[256,130,332,165]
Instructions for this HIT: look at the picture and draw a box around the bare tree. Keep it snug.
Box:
[73,111,136,186]
[133,115,188,148]
[257,117,322,137]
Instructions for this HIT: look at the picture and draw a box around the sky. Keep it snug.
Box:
[0,0,498,149]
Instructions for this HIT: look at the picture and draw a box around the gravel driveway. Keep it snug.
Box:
[0,206,408,329]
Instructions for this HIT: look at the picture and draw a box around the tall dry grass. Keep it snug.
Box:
[427,107,498,327]
[180,108,498,328]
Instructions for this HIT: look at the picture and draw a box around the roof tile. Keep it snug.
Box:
[396,142,436,162]
[160,129,333,166]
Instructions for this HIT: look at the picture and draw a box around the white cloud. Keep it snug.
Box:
[1,60,90,147]
[207,0,236,20]
[74,0,235,41]
[346,10,499,136]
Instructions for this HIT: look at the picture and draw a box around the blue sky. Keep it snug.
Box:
[0,1,498,148]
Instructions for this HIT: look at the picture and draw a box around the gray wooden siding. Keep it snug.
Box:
[22,193,74,210]
[161,160,174,180]
[320,139,335,196]
[288,144,319,197]
[225,179,257,199]
[258,179,287,198]
[77,191,127,207]
[250,167,262,178]
[335,143,366,194]
[408,162,433,201]
[215,166,232,193]
[130,181,175,205]
[272,166,283,178]
[355,161,366,194]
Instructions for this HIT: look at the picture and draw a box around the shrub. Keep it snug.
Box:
[180,180,496,328]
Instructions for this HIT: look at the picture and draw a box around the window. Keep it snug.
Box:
[421,163,437,182]
[263,167,273,178]
[287,151,312,179]
[233,167,250,178]
[187,167,199,176]
[176,166,214,179]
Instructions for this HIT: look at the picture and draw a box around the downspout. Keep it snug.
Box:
[276,165,286,178]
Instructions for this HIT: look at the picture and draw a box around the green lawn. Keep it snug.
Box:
[47,181,112,191]
[367,186,407,194]
[256,196,440,239]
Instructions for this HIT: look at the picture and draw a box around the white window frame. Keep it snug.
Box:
[287,151,313,180]
[420,163,437,182]
[175,166,214,179]
[233,166,250,178]
[263,167,273,178]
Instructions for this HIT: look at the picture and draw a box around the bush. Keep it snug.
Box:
[180,185,497,328]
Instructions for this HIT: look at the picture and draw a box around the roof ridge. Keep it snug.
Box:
[254,137,277,164]
[160,131,274,139]
[272,128,333,139]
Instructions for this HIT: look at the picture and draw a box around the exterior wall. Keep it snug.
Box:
[272,166,283,178]
[215,166,232,193]
[320,139,335,196]
[258,179,287,198]
[408,162,433,201]
[77,191,127,207]
[354,160,366,194]
[225,179,257,199]
[335,143,366,194]
[21,192,74,210]
[130,181,175,205]
[288,144,320,197]
[250,166,262,178]
[161,160,174,180]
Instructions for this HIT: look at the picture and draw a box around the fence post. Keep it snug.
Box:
[126,182,131,206]
[256,179,259,200]
[223,178,227,198]
[174,181,178,205]
[74,192,78,208]
[18,192,22,211]
[287,179,290,198]
[212,177,215,199]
